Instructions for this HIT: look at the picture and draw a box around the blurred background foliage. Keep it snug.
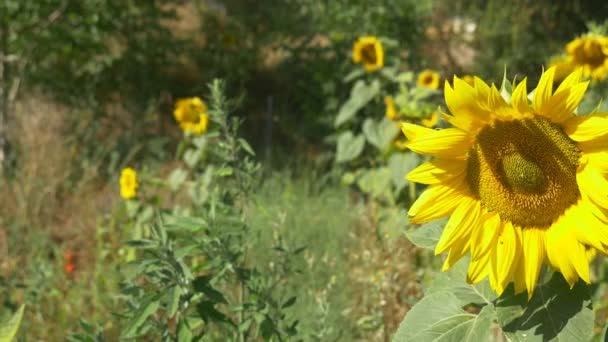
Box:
[2,0,608,340]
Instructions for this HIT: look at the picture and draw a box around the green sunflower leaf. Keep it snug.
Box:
[362,118,400,151]
[405,219,446,249]
[426,258,496,306]
[336,131,365,163]
[392,292,495,342]
[495,273,593,342]
[335,80,380,127]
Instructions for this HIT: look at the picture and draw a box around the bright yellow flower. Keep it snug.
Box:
[384,96,398,121]
[120,167,138,200]
[421,111,439,128]
[352,36,384,72]
[417,70,441,90]
[173,97,210,135]
[566,35,608,80]
[403,68,608,298]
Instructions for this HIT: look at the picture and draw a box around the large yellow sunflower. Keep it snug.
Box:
[352,36,384,72]
[403,67,608,298]
[566,35,608,81]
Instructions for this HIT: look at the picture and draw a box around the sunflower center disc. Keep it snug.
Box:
[466,117,581,227]
[361,44,377,64]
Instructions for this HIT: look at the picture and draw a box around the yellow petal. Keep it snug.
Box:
[577,165,608,209]
[522,227,545,299]
[490,222,522,295]
[407,176,468,224]
[545,212,588,287]
[400,122,435,141]
[564,113,608,142]
[555,67,583,94]
[513,255,527,295]
[470,212,501,261]
[533,67,556,114]
[435,197,481,255]
[573,201,608,254]
[467,252,491,284]
[511,77,531,114]
[406,128,473,159]
[406,159,466,184]
[444,79,490,132]
[441,238,470,271]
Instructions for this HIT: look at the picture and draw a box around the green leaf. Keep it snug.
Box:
[356,167,392,199]
[362,118,400,151]
[388,152,420,192]
[392,292,494,342]
[167,286,181,318]
[196,301,234,326]
[0,305,25,342]
[183,148,203,168]
[336,131,365,163]
[216,167,233,177]
[238,138,256,156]
[121,297,160,338]
[193,276,228,304]
[495,273,593,342]
[405,219,446,249]
[335,80,380,127]
[177,319,193,342]
[168,168,188,191]
[426,258,496,306]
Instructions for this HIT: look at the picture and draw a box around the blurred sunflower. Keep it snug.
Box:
[120,167,138,200]
[417,70,441,89]
[352,36,384,72]
[403,67,608,298]
[566,35,608,80]
[384,96,398,121]
[173,97,209,135]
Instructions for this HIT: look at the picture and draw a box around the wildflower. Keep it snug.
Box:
[119,167,138,200]
[403,68,608,298]
[384,96,398,121]
[64,252,75,274]
[352,36,384,72]
[173,97,210,135]
[417,70,441,90]
[566,35,608,80]
[421,111,439,128]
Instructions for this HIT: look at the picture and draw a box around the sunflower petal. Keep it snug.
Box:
[406,159,466,184]
[400,122,435,141]
[522,228,545,299]
[467,252,491,284]
[435,198,481,255]
[470,212,501,261]
[407,177,468,224]
[511,77,531,114]
[577,165,608,209]
[490,222,522,295]
[406,128,473,159]
[533,67,556,114]
[564,113,608,142]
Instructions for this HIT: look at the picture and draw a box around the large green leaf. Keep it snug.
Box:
[336,131,365,163]
[426,258,496,306]
[335,80,380,127]
[495,273,593,342]
[0,305,25,342]
[362,118,400,151]
[392,292,494,342]
[405,218,446,249]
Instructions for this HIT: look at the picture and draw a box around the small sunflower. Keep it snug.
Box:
[421,111,439,128]
[384,96,398,121]
[403,67,608,298]
[120,167,138,200]
[352,36,384,72]
[566,35,608,81]
[417,70,441,90]
[173,97,210,135]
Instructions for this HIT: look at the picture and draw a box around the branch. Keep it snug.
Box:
[15,0,68,35]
